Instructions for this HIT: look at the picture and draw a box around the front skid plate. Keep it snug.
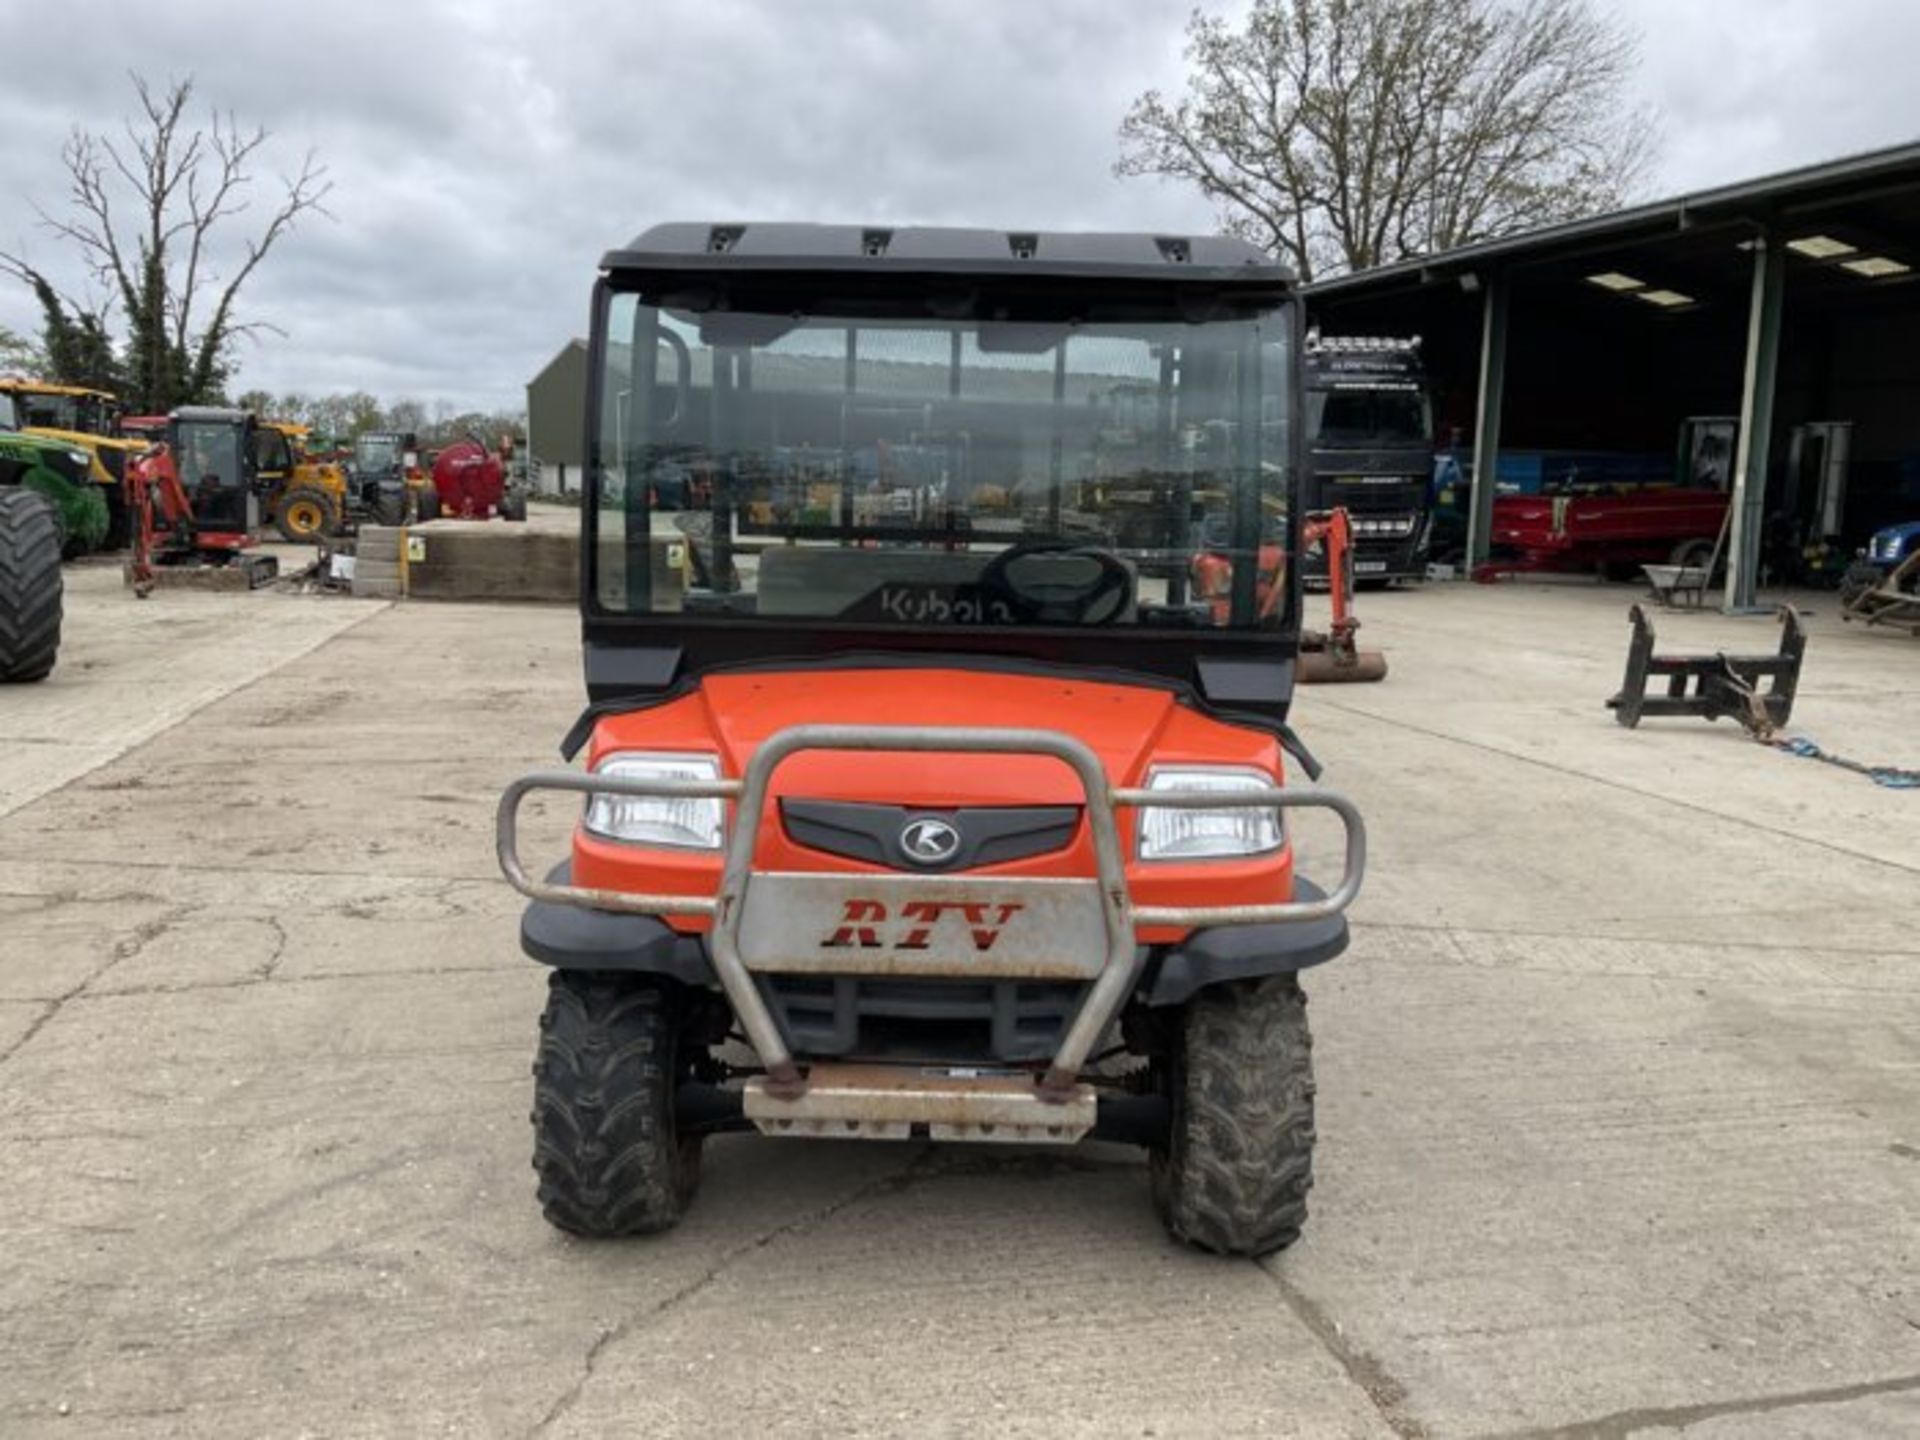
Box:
[743,1062,1097,1143]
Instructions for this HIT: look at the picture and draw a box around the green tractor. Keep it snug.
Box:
[0,412,110,558]
[0,378,143,550]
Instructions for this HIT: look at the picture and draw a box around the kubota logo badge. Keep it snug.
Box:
[898,816,961,866]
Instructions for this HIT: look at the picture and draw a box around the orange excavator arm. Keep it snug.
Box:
[1298,508,1387,683]
[124,443,193,599]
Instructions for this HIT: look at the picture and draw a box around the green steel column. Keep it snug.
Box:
[1725,234,1785,611]
[1468,275,1509,569]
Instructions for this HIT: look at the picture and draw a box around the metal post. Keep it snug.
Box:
[1725,234,1785,611]
[626,305,660,610]
[1048,342,1066,534]
[1468,275,1508,569]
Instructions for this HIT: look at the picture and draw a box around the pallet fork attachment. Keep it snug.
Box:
[1607,604,1805,740]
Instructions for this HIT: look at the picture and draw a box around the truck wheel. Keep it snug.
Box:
[531,971,702,1237]
[0,490,65,683]
[273,486,340,544]
[1150,975,1315,1257]
[498,493,528,522]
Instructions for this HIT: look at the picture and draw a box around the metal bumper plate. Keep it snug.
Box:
[743,1063,1097,1143]
[733,872,1110,979]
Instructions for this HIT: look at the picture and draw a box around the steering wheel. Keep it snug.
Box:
[979,541,1133,625]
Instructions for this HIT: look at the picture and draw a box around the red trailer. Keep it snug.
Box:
[1473,487,1729,583]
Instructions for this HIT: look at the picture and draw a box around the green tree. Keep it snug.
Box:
[2,74,330,411]
[385,398,428,438]
[1118,0,1654,282]
[344,391,384,436]
[3,266,123,392]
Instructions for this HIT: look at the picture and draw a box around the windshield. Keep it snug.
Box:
[592,293,1295,631]
[11,389,115,436]
[1308,386,1431,449]
[355,435,401,473]
[0,394,16,430]
[176,422,244,492]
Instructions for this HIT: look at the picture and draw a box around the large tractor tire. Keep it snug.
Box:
[0,490,65,684]
[369,488,408,528]
[1838,559,1885,610]
[531,971,703,1238]
[1150,976,1316,1257]
[273,485,341,544]
[414,485,441,522]
[19,473,108,559]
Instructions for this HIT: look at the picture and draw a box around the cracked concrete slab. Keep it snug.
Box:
[0,558,387,820]
[1,580,1917,1437]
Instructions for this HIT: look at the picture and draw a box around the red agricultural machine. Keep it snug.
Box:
[423,434,526,521]
[123,408,279,596]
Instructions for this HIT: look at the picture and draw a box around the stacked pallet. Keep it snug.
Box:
[352,526,406,599]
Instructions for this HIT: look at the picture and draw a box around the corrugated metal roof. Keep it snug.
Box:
[1305,139,1920,299]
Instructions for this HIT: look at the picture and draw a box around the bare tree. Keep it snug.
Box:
[2,73,330,409]
[1118,0,1655,282]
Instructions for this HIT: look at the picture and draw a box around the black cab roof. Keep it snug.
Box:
[601,222,1294,288]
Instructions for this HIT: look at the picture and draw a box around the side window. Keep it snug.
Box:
[255,430,294,473]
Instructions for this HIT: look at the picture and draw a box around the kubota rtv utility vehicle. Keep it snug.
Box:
[498,223,1367,1256]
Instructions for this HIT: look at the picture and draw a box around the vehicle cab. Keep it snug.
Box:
[497,223,1367,1256]
[1301,333,1434,583]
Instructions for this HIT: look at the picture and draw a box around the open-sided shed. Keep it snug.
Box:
[1306,142,1920,606]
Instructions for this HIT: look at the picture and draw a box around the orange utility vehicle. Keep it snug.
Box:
[496,224,1368,1255]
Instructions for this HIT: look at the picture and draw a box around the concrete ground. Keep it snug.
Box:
[1,560,1916,1437]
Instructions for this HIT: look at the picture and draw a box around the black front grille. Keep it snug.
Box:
[781,799,1078,872]
[1324,479,1423,514]
[759,975,1086,1063]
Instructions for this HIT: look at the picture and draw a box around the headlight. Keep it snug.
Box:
[583,752,725,849]
[1136,766,1283,861]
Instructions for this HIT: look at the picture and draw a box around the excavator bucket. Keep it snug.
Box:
[1298,633,1389,684]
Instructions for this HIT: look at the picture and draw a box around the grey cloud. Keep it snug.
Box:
[4,1,1918,411]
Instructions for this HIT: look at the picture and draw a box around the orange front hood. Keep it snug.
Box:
[586,667,1282,800]
[577,666,1291,932]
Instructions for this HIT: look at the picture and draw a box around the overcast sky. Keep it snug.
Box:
[1,0,1916,413]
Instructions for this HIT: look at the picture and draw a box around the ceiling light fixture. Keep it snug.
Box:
[1586,271,1645,291]
[1841,255,1911,278]
[1635,289,1695,308]
[1787,234,1858,260]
